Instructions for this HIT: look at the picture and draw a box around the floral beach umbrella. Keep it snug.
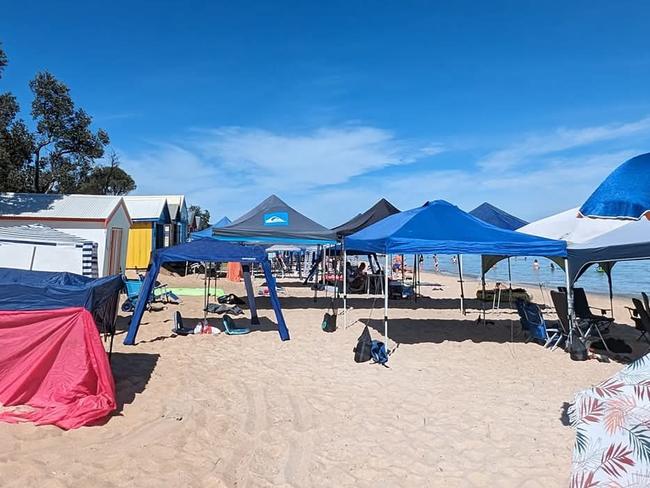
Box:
[569,353,650,486]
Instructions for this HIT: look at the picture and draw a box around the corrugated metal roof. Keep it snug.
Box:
[0,224,89,246]
[123,196,169,221]
[0,193,123,219]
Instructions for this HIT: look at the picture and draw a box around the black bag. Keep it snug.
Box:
[321,300,337,333]
[353,325,373,362]
[569,337,588,361]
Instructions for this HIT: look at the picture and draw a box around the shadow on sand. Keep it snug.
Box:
[110,352,160,414]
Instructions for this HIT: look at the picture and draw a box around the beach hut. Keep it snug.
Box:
[0,268,122,429]
[163,195,190,245]
[569,352,650,485]
[344,200,567,343]
[469,202,528,230]
[0,193,131,277]
[123,196,172,270]
[0,224,98,277]
[123,239,290,345]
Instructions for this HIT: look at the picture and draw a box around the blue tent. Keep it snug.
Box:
[580,152,650,220]
[123,240,290,345]
[469,202,527,230]
[190,216,232,240]
[345,200,567,256]
[0,268,123,333]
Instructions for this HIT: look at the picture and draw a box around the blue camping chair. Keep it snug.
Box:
[222,315,250,335]
[121,276,180,313]
[515,299,564,350]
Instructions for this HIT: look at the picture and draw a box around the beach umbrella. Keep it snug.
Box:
[569,352,650,485]
[580,152,650,220]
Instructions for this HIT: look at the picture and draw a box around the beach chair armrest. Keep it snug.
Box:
[587,305,611,315]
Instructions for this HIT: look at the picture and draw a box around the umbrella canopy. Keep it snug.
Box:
[580,152,650,220]
[345,200,567,257]
[332,198,400,237]
[469,202,527,230]
[569,353,650,486]
[212,195,336,244]
[519,208,628,245]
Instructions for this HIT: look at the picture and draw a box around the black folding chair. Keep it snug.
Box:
[626,298,650,343]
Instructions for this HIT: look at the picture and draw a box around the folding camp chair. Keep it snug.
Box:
[625,298,650,343]
[553,290,609,351]
[515,298,564,350]
[559,287,613,329]
[222,315,250,335]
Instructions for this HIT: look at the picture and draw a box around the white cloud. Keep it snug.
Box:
[479,117,650,171]
[120,125,441,223]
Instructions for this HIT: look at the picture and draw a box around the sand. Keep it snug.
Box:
[0,269,648,487]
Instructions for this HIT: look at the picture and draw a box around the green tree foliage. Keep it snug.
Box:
[190,205,211,230]
[78,151,136,195]
[0,42,136,194]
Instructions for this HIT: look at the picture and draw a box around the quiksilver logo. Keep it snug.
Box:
[265,216,286,224]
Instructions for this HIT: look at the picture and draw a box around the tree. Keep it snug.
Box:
[190,205,211,230]
[0,43,33,192]
[0,42,136,194]
[30,72,110,193]
[78,151,136,195]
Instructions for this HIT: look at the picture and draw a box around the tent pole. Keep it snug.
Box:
[384,253,389,348]
[564,258,575,344]
[313,245,320,303]
[507,257,513,304]
[481,271,486,324]
[242,264,259,325]
[343,243,348,329]
[413,254,418,303]
[457,254,465,315]
[606,266,614,320]
[401,253,405,285]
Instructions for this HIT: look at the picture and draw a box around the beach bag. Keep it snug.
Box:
[370,340,388,365]
[353,326,373,362]
[321,300,337,333]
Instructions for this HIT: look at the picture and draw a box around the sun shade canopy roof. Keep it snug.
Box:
[580,152,650,220]
[345,200,567,256]
[469,202,527,230]
[123,239,290,345]
[212,195,336,244]
[332,198,400,237]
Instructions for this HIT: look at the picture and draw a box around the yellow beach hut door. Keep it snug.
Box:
[126,222,153,270]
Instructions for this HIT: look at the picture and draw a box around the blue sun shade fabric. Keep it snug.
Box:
[345,200,567,256]
[580,152,650,220]
[190,216,232,240]
[0,268,123,331]
[123,239,290,345]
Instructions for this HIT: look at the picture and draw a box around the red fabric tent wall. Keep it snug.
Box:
[0,307,116,429]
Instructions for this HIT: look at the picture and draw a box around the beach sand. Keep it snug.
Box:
[0,270,647,487]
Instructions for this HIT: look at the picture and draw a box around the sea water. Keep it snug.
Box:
[410,255,650,298]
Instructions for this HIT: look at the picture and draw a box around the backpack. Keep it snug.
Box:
[321,300,337,333]
[353,325,372,362]
[371,340,389,365]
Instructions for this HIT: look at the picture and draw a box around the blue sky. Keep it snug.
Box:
[2,1,650,225]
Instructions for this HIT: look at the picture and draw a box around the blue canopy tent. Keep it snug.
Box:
[469,202,528,230]
[190,216,232,241]
[344,200,567,344]
[123,240,290,345]
[580,152,650,220]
